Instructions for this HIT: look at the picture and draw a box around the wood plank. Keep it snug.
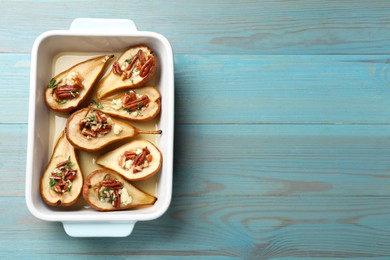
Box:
[8,124,390,197]
[0,54,29,124]
[0,124,26,196]
[2,196,390,258]
[174,124,390,197]
[175,54,390,124]
[1,1,390,54]
[3,54,390,124]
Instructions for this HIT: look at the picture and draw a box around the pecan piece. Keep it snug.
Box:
[123,95,150,111]
[55,92,74,101]
[50,173,62,180]
[65,170,77,181]
[100,179,123,189]
[121,70,133,80]
[138,49,146,66]
[112,61,122,75]
[56,160,68,168]
[79,119,86,130]
[53,84,82,102]
[118,155,126,168]
[120,55,140,80]
[125,55,139,72]
[82,128,97,138]
[139,56,154,77]
[124,151,136,160]
[95,111,103,123]
[113,189,120,208]
[54,184,63,193]
[122,91,137,104]
[132,147,151,173]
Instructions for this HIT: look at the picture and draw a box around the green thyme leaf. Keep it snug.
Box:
[91,99,104,109]
[124,108,137,114]
[99,190,107,199]
[125,58,133,63]
[87,114,96,122]
[65,156,74,170]
[49,78,59,89]
[57,100,67,104]
[49,178,56,188]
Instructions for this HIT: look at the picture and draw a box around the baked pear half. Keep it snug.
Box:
[91,86,161,122]
[83,169,157,211]
[45,55,114,112]
[40,131,83,207]
[96,45,158,99]
[97,140,162,181]
[66,108,162,152]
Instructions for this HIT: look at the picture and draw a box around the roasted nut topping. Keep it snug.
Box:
[113,49,155,80]
[122,90,150,114]
[51,73,84,103]
[49,156,77,194]
[139,56,154,77]
[118,146,151,173]
[97,175,124,208]
[79,110,112,139]
[112,61,122,75]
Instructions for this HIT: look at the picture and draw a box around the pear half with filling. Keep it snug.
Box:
[96,45,158,99]
[45,55,114,112]
[97,140,162,181]
[40,131,83,207]
[66,108,162,152]
[83,169,157,211]
[92,86,161,122]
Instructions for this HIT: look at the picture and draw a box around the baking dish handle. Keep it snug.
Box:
[62,222,136,237]
[70,18,138,32]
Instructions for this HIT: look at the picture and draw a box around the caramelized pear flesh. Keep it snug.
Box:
[83,169,157,211]
[96,45,158,99]
[45,55,114,112]
[40,131,83,207]
[97,140,162,181]
[92,86,161,122]
[66,108,162,152]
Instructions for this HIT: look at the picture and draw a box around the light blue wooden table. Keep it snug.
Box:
[2,1,390,259]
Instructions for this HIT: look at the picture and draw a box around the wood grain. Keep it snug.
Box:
[0,54,29,124]
[1,1,390,54]
[175,54,390,124]
[1,197,390,258]
[0,124,26,197]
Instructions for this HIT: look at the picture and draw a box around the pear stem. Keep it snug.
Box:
[137,129,162,135]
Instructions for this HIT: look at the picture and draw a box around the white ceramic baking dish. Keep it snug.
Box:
[25,18,174,237]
